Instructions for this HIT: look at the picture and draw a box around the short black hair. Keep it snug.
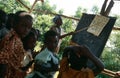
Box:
[44,30,58,43]
[22,28,37,42]
[0,9,7,26]
[53,15,62,23]
[13,10,33,26]
[22,29,37,50]
[6,13,15,30]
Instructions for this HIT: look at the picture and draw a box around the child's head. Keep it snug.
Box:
[31,28,41,40]
[0,9,7,27]
[53,15,63,26]
[44,30,59,52]
[13,11,33,38]
[22,28,37,51]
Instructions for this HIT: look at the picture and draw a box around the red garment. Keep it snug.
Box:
[0,30,26,78]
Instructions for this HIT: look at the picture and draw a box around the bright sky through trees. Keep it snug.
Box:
[30,0,120,15]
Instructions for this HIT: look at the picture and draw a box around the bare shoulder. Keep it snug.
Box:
[77,45,91,55]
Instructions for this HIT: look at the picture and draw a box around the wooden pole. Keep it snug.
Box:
[29,0,38,13]
[33,9,80,21]
[102,69,120,77]
[104,0,114,16]
[16,0,120,31]
[100,0,108,15]
[16,0,30,11]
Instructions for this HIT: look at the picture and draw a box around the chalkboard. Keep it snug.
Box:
[71,13,116,57]
[71,13,116,67]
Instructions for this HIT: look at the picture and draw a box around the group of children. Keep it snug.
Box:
[0,9,60,78]
[0,10,35,78]
[0,9,119,78]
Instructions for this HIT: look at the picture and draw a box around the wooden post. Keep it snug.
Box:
[29,0,38,13]
[104,0,114,16]
[100,0,114,16]
[100,0,108,15]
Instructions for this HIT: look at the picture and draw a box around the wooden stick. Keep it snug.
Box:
[73,27,89,34]
[102,69,120,77]
[100,0,108,15]
[104,0,114,16]
[29,0,44,13]
[103,69,116,75]
[33,9,80,21]
[102,71,115,77]
[16,0,30,11]
[29,0,38,13]
[60,27,89,39]
[16,0,120,31]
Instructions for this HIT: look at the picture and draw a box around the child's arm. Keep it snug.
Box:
[81,46,105,75]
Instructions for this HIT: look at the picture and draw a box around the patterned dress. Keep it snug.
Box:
[0,29,26,78]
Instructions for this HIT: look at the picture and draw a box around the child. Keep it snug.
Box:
[21,28,38,74]
[50,15,63,37]
[0,10,33,78]
[0,9,9,78]
[26,30,59,78]
[22,28,38,58]
[50,15,73,53]
[58,45,104,78]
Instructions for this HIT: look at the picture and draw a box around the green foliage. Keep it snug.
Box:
[33,14,53,42]
[74,6,87,18]
[58,9,64,14]
[33,13,75,54]
[114,15,120,27]
[0,0,29,13]
[33,0,56,15]
[33,14,53,32]
[96,74,112,78]
[100,31,120,77]
[91,5,99,14]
